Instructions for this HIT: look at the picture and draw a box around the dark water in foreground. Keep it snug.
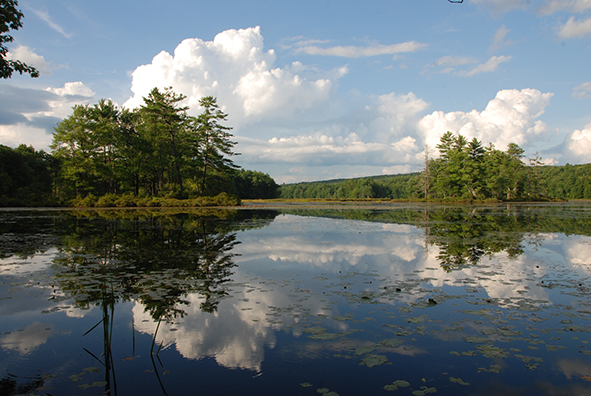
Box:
[1,203,591,396]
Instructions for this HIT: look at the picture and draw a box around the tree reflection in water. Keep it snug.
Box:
[2,204,591,395]
[49,209,278,396]
[279,203,591,272]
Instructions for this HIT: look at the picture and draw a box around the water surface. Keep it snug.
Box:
[1,203,591,395]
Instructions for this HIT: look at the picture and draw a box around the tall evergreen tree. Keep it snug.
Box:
[192,96,239,195]
[138,87,189,196]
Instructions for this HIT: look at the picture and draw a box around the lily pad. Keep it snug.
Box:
[355,345,376,355]
[360,354,390,368]
[449,377,470,386]
[384,380,411,391]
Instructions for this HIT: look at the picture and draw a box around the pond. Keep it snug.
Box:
[1,202,591,396]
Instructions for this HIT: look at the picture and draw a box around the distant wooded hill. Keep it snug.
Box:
[280,164,591,201]
[281,132,591,202]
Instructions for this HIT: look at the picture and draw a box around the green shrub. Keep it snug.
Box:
[95,193,117,207]
[115,194,137,207]
[213,192,241,206]
[71,194,97,207]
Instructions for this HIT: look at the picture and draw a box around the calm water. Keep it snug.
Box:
[1,203,591,396]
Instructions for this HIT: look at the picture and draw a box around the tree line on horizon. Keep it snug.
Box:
[2,103,591,206]
[0,87,279,207]
[280,132,591,201]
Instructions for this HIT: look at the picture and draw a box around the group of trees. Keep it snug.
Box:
[421,132,591,200]
[280,132,591,202]
[49,88,279,203]
[0,144,57,205]
[0,88,279,206]
[280,174,416,200]
[542,163,591,199]
[52,89,241,199]
[422,131,543,200]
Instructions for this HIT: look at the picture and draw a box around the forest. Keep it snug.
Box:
[0,88,279,207]
[280,131,591,201]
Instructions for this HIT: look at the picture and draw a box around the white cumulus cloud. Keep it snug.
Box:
[418,88,553,153]
[6,46,53,74]
[116,28,572,182]
[123,26,341,126]
[561,122,591,163]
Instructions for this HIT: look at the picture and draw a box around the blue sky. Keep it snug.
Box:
[1,0,590,183]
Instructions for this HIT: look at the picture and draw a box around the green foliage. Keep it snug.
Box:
[234,169,280,199]
[279,174,417,200]
[1,0,39,78]
[426,133,531,201]
[541,163,591,200]
[191,96,239,196]
[48,88,243,204]
[277,132,591,203]
[137,87,189,196]
[51,100,126,197]
[0,144,58,206]
[68,192,240,208]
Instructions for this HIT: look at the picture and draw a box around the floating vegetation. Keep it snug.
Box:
[316,388,339,396]
[463,336,490,344]
[406,315,428,324]
[478,364,502,373]
[355,345,376,355]
[412,387,437,395]
[475,345,509,358]
[3,205,591,395]
[449,377,470,386]
[359,354,390,368]
[383,379,410,391]
[302,326,361,340]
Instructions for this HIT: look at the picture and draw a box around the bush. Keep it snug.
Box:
[71,194,97,208]
[115,194,137,207]
[95,193,117,207]
[63,192,241,208]
[213,192,241,206]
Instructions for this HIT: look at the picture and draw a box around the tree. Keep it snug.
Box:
[138,87,189,196]
[192,96,239,195]
[0,144,56,205]
[527,152,545,199]
[421,145,431,198]
[462,137,485,198]
[1,0,39,78]
[504,143,526,200]
[233,169,279,199]
[51,100,123,197]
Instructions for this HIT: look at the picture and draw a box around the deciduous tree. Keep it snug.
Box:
[1,0,38,78]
